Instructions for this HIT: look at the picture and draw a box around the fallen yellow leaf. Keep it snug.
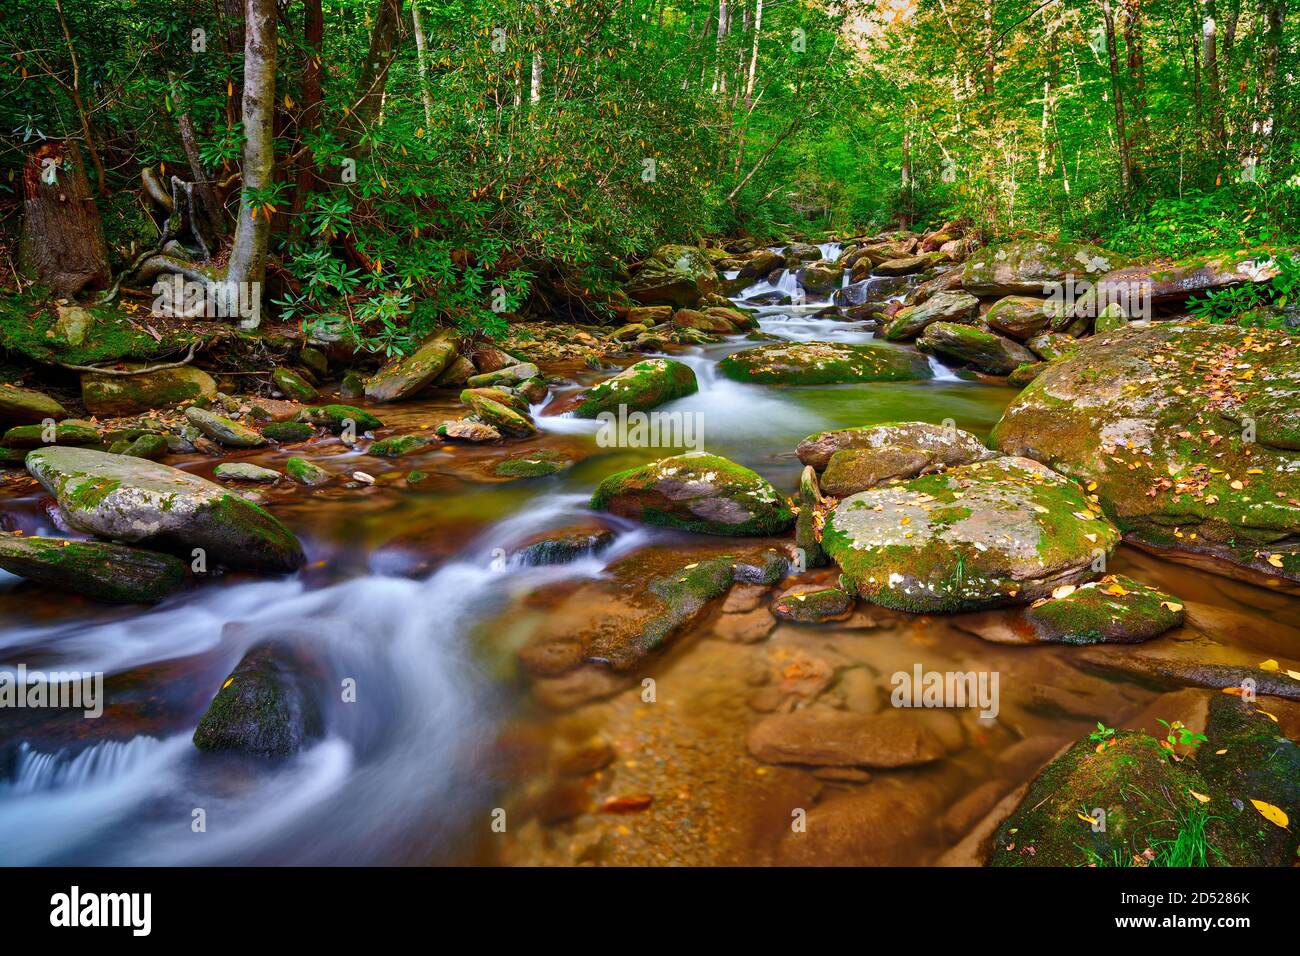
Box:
[1189,790,1211,804]
[1259,659,1279,671]
[1249,799,1289,829]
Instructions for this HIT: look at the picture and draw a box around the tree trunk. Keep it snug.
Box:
[411,0,435,125]
[1101,0,1132,189]
[19,140,111,298]
[225,0,277,327]
[745,0,762,106]
[347,0,406,151]
[290,0,325,232]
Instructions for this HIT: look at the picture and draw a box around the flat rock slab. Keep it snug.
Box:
[27,446,304,573]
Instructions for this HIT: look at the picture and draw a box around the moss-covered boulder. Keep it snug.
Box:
[26,447,304,572]
[796,420,995,471]
[917,322,1036,375]
[590,452,793,536]
[465,362,539,388]
[992,696,1300,866]
[193,643,325,756]
[364,332,459,402]
[272,367,318,401]
[821,455,1119,612]
[510,525,615,566]
[0,534,186,603]
[261,421,316,444]
[771,584,854,623]
[81,365,217,417]
[285,457,331,486]
[569,358,698,418]
[493,450,573,479]
[3,421,100,448]
[985,295,1064,340]
[0,385,67,425]
[184,407,267,448]
[1098,248,1283,304]
[881,291,980,341]
[213,462,282,483]
[1024,331,1077,361]
[956,574,1185,645]
[368,434,433,458]
[461,388,538,437]
[719,341,932,385]
[297,404,383,433]
[962,239,1122,296]
[625,244,720,307]
[991,324,1300,589]
[799,261,843,295]
[873,254,930,277]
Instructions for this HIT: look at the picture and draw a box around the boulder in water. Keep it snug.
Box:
[796,421,994,471]
[192,642,325,756]
[590,452,793,536]
[984,295,1064,340]
[297,404,383,433]
[0,534,186,603]
[719,341,932,385]
[748,709,946,768]
[917,322,1036,375]
[184,407,268,448]
[365,332,459,402]
[625,244,720,307]
[568,358,698,418]
[881,291,980,341]
[27,446,305,572]
[821,455,1119,612]
[991,324,1300,589]
[81,365,217,417]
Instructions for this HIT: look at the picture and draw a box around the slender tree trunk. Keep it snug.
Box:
[19,140,111,298]
[745,0,762,106]
[1123,0,1149,150]
[53,0,108,195]
[347,0,406,151]
[1202,1,1226,153]
[1101,0,1133,189]
[290,0,324,232]
[411,1,435,125]
[225,0,277,327]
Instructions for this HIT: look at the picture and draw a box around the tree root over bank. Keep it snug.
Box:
[55,339,201,375]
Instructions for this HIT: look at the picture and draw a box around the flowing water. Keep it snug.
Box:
[3,272,1298,866]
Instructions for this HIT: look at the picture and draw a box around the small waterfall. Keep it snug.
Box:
[818,242,843,262]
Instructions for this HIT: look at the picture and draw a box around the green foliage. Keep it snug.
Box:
[1188,254,1300,328]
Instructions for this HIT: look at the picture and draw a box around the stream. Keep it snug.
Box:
[2,271,1297,867]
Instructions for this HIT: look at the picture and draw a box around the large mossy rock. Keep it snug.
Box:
[0,534,186,603]
[962,239,1122,296]
[796,421,995,472]
[821,455,1119,612]
[991,324,1300,589]
[364,332,459,402]
[193,642,325,756]
[625,244,720,307]
[570,358,698,418]
[1098,248,1283,303]
[917,322,1036,375]
[719,341,932,385]
[590,452,793,536]
[991,696,1299,866]
[0,385,68,425]
[26,447,305,572]
[184,407,267,448]
[881,291,980,341]
[81,366,217,417]
[955,574,1185,645]
[984,295,1064,340]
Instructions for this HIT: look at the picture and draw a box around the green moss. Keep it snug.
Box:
[572,358,698,418]
[368,434,432,458]
[0,289,187,366]
[297,405,383,432]
[262,421,316,443]
[718,341,932,385]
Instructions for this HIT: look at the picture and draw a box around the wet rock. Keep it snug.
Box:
[775,777,948,866]
[712,606,776,643]
[917,322,1036,375]
[796,420,995,472]
[822,455,1120,612]
[272,367,318,401]
[461,388,538,437]
[493,450,573,479]
[80,365,217,417]
[590,452,793,536]
[338,371,366,399]
[985,295,1063,340]
[285,456,331,487]
[719,341,932,385]
[1024,331,1077,361]
[1072,641,1300,701]
[184,407,268,448]
[1098,248,1282,303]
[261,421,316,444]
[941,780,1010,843]
[365,332,459,402]
[213,462,282,483]
[511,526,615,566]
[247,397,302,422]
[368,434,434,458]
[119,433,169,460]
[433,355,477,388]
[881,291,980,341]
[435,419,501,443]
[955,575,1185,645]
[0,534,186,603]
[771,584,854,623]
[466,363,540,388]
[568,358,698,418]
[962,239,1122,296]
[873,254,930,277]
[799,261,843,295]
[625,244,720,307]
[299,346,329,378]
[820,447,936,496]
[192,643,325,757]
[3,421,100,448]
[794,465,829,568]
[297,404,383,433]
[747,709,946,768]
[0,384,67,425]
[26,447,304,572]
[991,324,1300,588]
